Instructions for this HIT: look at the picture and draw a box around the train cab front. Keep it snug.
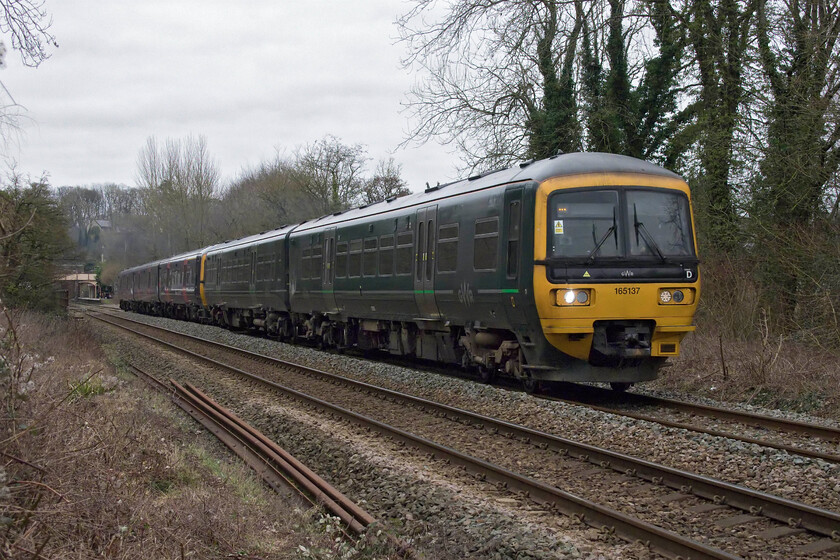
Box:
[531,172,700,385]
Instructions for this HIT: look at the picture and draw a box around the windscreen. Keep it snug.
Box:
[626,190,693,257]
[551,190,619,259]
[549,187,694,260]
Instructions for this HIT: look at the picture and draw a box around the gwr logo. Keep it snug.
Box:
[458,281,474,307]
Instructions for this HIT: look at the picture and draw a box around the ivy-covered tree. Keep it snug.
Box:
[684,0,760,250]
[752,0,840,325]
[581,0,688,162]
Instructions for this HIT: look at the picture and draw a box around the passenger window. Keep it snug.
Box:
[336,241,348,278]
[363,238,378,277]
[437,224,459,273]
[348,239,362,278]
[474,217,499,271]
[395,232,413,275]
[379,235,394,276]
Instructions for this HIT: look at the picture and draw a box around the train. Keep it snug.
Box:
[116,152,700,392]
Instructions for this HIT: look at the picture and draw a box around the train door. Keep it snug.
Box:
[503,187,527,328]
[323,227,338,312]
[414,205,440,317]
[249,249,257,295]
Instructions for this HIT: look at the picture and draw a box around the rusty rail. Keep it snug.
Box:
[126,363,374,537]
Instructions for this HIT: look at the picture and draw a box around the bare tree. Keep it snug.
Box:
[135,135,220,255]
[398,0,586,171]
[98,183,140,221]
[292,136,368,214]
[56,186,103,247]
[362,158,411,204]
[212,154,322,240]
[0,0,57,146]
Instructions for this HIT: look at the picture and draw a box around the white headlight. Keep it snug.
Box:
[564,290,576,304]
[660,290,672,303]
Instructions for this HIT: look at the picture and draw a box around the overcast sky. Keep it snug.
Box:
[1,1,460,192]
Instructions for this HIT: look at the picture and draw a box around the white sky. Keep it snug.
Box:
[1,1,460,192]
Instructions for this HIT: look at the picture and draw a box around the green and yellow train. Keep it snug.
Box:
[117,152,700,391]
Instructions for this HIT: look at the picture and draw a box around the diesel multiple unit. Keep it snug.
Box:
[117,152,700,391]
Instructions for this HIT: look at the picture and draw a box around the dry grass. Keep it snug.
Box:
[653,257,840,419]
[0,309,400,559]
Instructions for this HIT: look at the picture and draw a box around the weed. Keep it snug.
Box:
[68,373,107,399]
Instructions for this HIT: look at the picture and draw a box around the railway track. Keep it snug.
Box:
[123,362,377,539]
[93,311,840,558]
[543,385,840,464]
[80,303,840,465]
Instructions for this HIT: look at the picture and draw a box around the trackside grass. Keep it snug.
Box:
[0,309,400,559]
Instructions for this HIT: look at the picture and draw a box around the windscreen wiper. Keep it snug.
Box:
[588,207,617,263]
[633,204,666,263]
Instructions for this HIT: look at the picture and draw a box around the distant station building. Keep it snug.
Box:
[56,273,101,302]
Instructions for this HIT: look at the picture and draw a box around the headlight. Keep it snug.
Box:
[660,290,672,303]
[556,289,591,306]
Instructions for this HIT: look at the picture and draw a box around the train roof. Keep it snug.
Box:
[119,152,684,270]
[118,248,204,276]
[291,152,683,233]
[203,224,297,255]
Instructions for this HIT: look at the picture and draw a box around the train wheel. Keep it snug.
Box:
[522,376,541,394]
[478,365,495,384]
[610,382,631,392]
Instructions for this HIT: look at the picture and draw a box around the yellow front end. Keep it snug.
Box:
[533,172,700,365]
[536,282,698,361]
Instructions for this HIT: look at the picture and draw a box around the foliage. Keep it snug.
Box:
[0,170,73,311]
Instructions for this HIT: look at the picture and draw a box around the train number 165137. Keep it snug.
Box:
[614,287,640,295]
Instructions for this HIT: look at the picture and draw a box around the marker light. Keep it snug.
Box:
[564,290,576,304]
[659,288,695,304]
[576,291,589,304]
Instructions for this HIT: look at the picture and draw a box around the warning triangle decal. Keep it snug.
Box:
[583,271,591,278]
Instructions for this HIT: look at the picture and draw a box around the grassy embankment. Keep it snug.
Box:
[0,310,398,559]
